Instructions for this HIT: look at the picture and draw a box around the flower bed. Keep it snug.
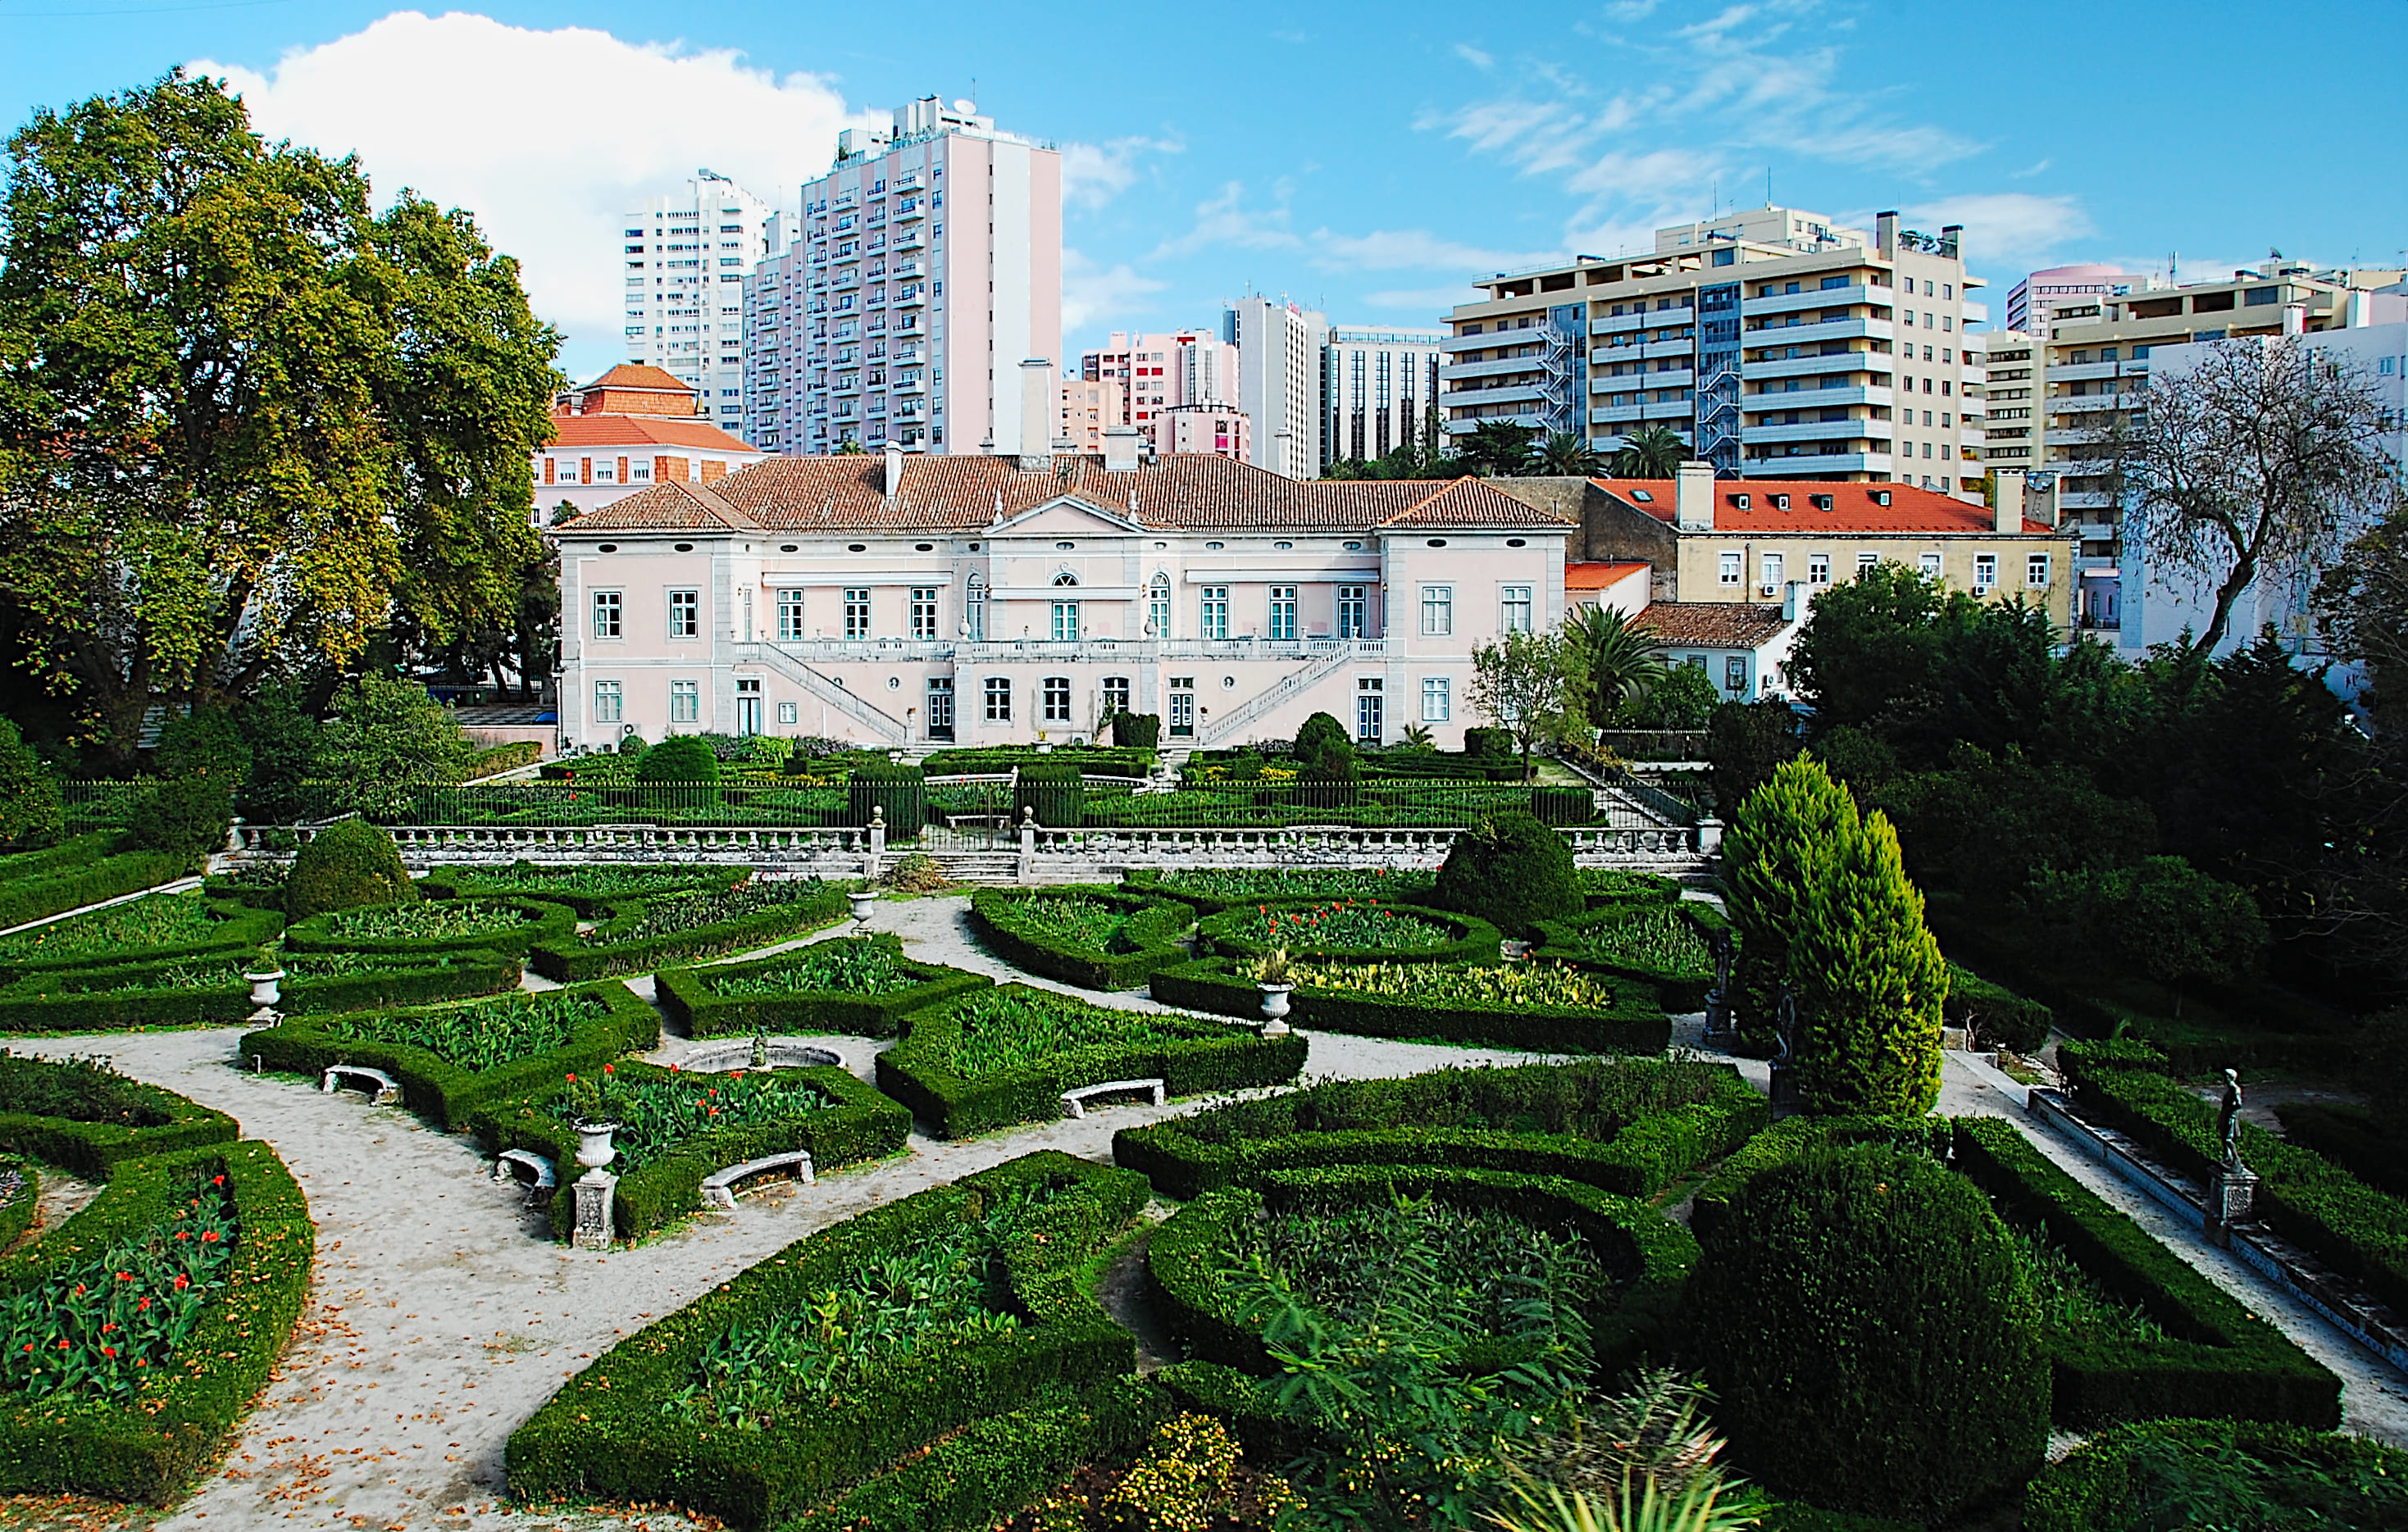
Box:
[528,879,849,980]
[0,948,521,1034]
[1112,1057,1765,1202]
[0,896,281,982]
[1576,869,1683,907]
[0,1162,32,1253]
[875,984,1304,1139]
[0,1140,312,1503]
[1122,866,1436,916]
[1148,956,1669,1054]
[475,1061,909,1242]
[283,897,574,960]
[655,936,990,1039]
[421,861,746,917]
[1533,899,1727,1010]
[505,1151,1146,1530]
[966,886,1192,991]
[242,982,661,1130]
[1195,900,1499,966]
[0,836,193,934]
[0,1052,238,1181]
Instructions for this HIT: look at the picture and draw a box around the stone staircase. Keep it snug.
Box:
[926,849,1023,884]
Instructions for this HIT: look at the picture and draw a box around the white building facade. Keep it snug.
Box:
[621,172,777,438]
[1223,296,1327,480]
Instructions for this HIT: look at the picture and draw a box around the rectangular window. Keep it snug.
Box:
[1421,585,1454,636]
[1422,676,1451,721]
[777,701,799,725]
[1759,554,1783,592]
[592,680,623,723]
[983,676,1011,721]
[1041,675,1072,722]
[667,588,699,639]
[776,589,806,641]
[1973,553,1998,590]
[1859,552,1881,571]
[1050,601,1080,642]
[1199,586,1230,640]
[670,680,700,723]
[1149,581,1172,639]
[966,582,986,642]
[1100,675,1131,716]
[1356,678,1383,743]
[1718,552,1742,586]
[1500,585,1533,633]
[1336,585,1368,639]
[2027,553,2051,588]
[844,587,871,639]
[1809,554,1831,585]
[1268,585,1298,642]
[910,586,939,639]
[1725,657,1746,693]
[592,590,623,639]
[1919,552,1942,577]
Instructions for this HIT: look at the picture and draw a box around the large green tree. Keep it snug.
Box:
[1560,604,1664,732]
[1721,756,1857,1033]
[1469,628,1583,782]
[0,71,561,766]
[1454,420,1538,477]
[1789,806,1949,1115]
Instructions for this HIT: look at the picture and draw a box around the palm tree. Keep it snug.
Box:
[1610,424,1689,480]
[1563,604,1667,731]
[1537,430,1608,476]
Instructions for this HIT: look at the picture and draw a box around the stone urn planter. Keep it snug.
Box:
[245,969,285,1008]
[849,889,878,930]
[1257,982,1295,1038]
[573,1122,620,1171]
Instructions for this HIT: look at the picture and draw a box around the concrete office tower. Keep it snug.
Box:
[621,172,777,437]
[1442,205,1988,501]
[1224,295,1327,479]
[757,96,1063,456]
[1321,325,1445,468]
[2005,263,2133,334]
[1077,330,1240,449]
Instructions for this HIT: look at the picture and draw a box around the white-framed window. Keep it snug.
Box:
[1500,585,1533,633]
[1356,676,1383,742]
[1422,676,1451,721]
[1973,553,1998,590]
[1809,554,1831,585]
[844,587,871,639]
[966,576,986,642]
[2027,553,2051,588]
[777,701,799,725]
[1858,552,1881,571]
[1041,675,1072,722]
[592,680,622,723]
[776,589,806,641]
[1199,585,1230,640]
[1724,657,1747,693]
[1050,601,1080,642]
[1101,675,1131,716]
[1919,552,1942,577]
[1420,584,1454,636]
[592,590,623,639]
[983,675,1011,721]
[1268,585,1298,642]
[670,680,700,723]
[1718,552,1742,586]
[1759,554,1783,591]
[667,588,699,639]
[910,586,940,639]
[1149,572,1172,638]
[1336,584,1367,639]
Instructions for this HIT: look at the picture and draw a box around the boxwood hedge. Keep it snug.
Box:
[1194,900,1500,966]
[282,897,575,960]
[528,880,849,980]
[241,981,661,1130]
[420,862,745,917]
[2023,1417,2408,1532]
[474,1061,910,1242]
[0,898,281,984]
[1147,956,1670,1054]
[1120,867,1438,916]
[0,1061,238,1182]
[505,1151,1147,1530]
[0,1140,312,1503]
[1112,1058,1764,1202]
[1687,1116,1957,1240]
[0,949,521,1034]
[654,935,990,1039]
[967,885,1193,990]
[876,984,1305,1139]
[1532,899,1727,1010]
[0,843,193,933]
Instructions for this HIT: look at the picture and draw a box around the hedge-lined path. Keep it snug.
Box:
[0,875,202,941]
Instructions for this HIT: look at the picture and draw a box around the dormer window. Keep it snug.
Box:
[1628,489,1654,502]
[1733,493,1751,510]
[1772,494,1791,511]
[1812,493,1834,511]
[1873,490,1893,506]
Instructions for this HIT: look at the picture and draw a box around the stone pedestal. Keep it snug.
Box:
[571,1170,617,1251]
[1768,1058,1801,1121]
[2206,1164,2260,1249]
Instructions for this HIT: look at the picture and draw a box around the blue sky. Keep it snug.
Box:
[2,0,2404,384]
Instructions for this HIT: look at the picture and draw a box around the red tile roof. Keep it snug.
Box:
[1640,602,1792,648]
[1592,477,2052,535]
[573,480,760,533]
[575,364,694,394]
[1566,561,1651,589]
[558,455,1579,536]
[543,416,762,452]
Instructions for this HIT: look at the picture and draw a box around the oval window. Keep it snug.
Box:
[847,543,867,552]
[1055,540,1076,550]
[1427,538,1448,548]
[780,543,799,552]
[597,543,618,553]
[1343,540,1363,551]
[1507,538,1527,548]
[673,542,694,552]
[915,543,933,552]
[886,676,901,689]
[1274,540,1294,550]
[1205,540,1225,550]
[1222,675,1237,689]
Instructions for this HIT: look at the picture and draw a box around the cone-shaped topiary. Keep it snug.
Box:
[1433,810,1580,934]
[1683,1144,2047,1525]
[1722,756,1858,1034]
[1293,711,1352,775]
[1791,808,1947,1116]
[284,816,417,920]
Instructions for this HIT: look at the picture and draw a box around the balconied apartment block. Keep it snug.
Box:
[553,442,1573,752]
[1442,206,1989,501]
[621,172,777,438]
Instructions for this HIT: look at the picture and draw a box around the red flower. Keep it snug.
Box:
[55,1339,67,1350]
[566,1073,577,1084]
[175,1231,191,1241]
[173,1274,190,1290]
[116,1271,134,1282]
[212,1175,225,1186]
[138,1298,150,1312]
[135,1358,148,1368]
[202,1230,221,1243]
[100,1323,116,1334]
[100,1346,116,1358]
[603,1064,614,1075]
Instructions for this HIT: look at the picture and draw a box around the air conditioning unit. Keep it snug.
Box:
[1758,584,1779,598]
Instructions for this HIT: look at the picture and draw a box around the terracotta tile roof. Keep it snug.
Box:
[1566,560,1651,589]
[576,364,694,393]
[560,480,760,533]
[544,416,763,452]
[1591,477,2053,535]
[557,453,1577,537]
[1640,602,1792,648]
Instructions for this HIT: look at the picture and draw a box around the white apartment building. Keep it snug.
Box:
[621,172,776,438]
[1322,325,1445,469]
[1076,330,1240,451]
[1441,206,1989,500]
[743,96,1063,457]
[1224,295,1327,480]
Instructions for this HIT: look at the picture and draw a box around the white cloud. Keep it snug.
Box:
[1904,193,2094,266]
[1453,42,1495,70]
[193,11,873,373]
[1148,180,1300,260]
[1062,135,1183,210]
[1062,248,1168,335]
[1309,228,1560,274]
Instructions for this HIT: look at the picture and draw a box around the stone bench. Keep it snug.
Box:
[1060,1078,1166,1119]
[492,1148,558,1203]
[700,1151,816,1209]
[321,1064,398,1104]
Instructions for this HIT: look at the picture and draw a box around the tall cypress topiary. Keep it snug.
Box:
[1790,809,1948,1116]
[1722,757,1859,1033]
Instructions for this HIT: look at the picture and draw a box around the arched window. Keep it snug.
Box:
[965,575,986,642]
[1149,572,1172,639]
[1052,571,1079,587]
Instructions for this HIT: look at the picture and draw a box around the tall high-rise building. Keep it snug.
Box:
[1077,330,1240,449]
[744,96,1063,456]
[1222,295,1326,479]
[620,172,777,438]
[1441,205,1988,500]
[1320,325,1445,468]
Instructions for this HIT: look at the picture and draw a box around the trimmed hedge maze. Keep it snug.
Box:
[0,832,193,933]
[655,934,990,1038]
[1150,954,1670,1053]
[967,884,1193,990]
[0,1051,238,1180]
[526,876,850,980]
[1122,866,1438,915]
[1533,898,1727,1011]
[1194,899,1501,966]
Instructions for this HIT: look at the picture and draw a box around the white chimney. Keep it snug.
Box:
[1018,359,1054,457]
[1103,425,1142,475]
[883,440,904,498]
[1674,461,1716,531]
[1993,469,2026,534]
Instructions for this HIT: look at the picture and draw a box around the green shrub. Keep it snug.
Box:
[1194,900,1500,966]
[527,878,848,981]
[1528,784,1594,825]
[1111,711,1161,750]
[637,734,721,801]
[153,706,251,789]
[1122,866,1436,914]
[1685,1116,1958,1241]
[1682,1144,2048,1524]
[234,682,320,824]
[283,818,416,921]
[2274,1101,2408,1198]
[654,936,990,1038]
[1945,962,2052,1052]
[849,760,926,836]
[2023,1417,2408,1532]
[1533,900,1727,1010]
[1789,807,1946,1116]
[1432,810,1579,934]
[130,775,233,866]
[1146,956,1668,1054]
[1463,726,1514,765]
[1723,755,1856,1034]
[0,848,190,932]
[282,897,572,961]
[419,861,741,917]
[0,1052,239,1180]
[967,885,1192,989]
[1293,712,1352,774]
[1706,698,1800,818]
[469,740,544,776]
[0,721,62,850]
[1013,758,1085,828]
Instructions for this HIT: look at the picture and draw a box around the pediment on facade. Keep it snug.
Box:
[987,497,1149,539]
